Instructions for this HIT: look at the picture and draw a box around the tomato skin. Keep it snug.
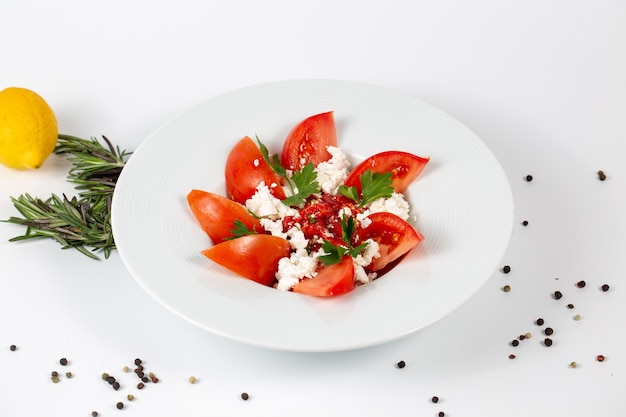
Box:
[281,111,337,171]
[187,189,263,244]
[225,136,286,204]
[293,255,355,297]
[201,235,291,287]
[359,212,423,271]
[343,151,429,194]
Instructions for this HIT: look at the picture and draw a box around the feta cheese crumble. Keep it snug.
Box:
[315,146,351,195]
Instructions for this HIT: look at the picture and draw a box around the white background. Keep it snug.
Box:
[1,1,625,416]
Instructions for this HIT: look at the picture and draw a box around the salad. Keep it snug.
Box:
[187,111,429,297]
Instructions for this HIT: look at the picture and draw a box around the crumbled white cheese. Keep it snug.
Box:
[275,248,320,291]
[245,182,297,219]
[352,239,380,284]
[315,146,351,195]
[364,192,411,221]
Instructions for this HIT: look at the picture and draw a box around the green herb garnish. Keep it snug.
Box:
[256,137,319,206]
[224,219,258,240]
[318,214,369,266]
[338,170,394,207]
[3,134,132,259]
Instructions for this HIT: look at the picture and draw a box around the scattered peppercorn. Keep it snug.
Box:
[9,345,16,351]
[553,291,563,300]
[525,175,533,182]
[519,334,526,341]
[59,357,68,366]
[137,382,145,390]
[576,280,586,288]
[188,376,197,384]
[509,354,516,359]
[573,314,581,321]
[521,220,529,226]
[544,327,554,336]
[141,376,149,383]
[396,360,406,369]
[502,265,511,273]
[511,339,519,347]
[570,362,577,368]
[112,381,120,391]
[107,376,116,385]
[502,285,511,292]
[567,303,574,309]
[123,366,130,373]
[101,373,110,381]
[241,392,250,401]
[151,377,159,383]
[127,394,135,401]
[544,338,553,347]
[597,355,606,362]
[439,412,446,417]
[597,170,606,181]
[65,372,72,378]
[536,318,545,326]
[431,396,439,403]
[51,371,59,378]
[601,284,610,292]
[116,402,124,410]
[134,358,142,366]
[91,412,98,417]
[525,332,532,339]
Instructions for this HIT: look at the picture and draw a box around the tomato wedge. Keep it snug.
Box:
[359,212,423,271]
[201,235,291,287]
[281,111,337,171]
[225,136,286,204]
[187,189,262,244]
[343,151,429,194]
[292,255,355,297]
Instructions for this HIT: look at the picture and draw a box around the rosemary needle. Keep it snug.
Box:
[3,135,132,260]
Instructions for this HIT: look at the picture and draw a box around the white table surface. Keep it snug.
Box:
[1,1,625,416]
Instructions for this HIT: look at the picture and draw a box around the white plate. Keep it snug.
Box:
[112,79,514,352]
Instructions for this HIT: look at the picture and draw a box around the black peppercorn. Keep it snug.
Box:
[544,327,554,336]
[597,170,606,181]
[59,357,68,366]
[439,412,445,417]
[576,280,586,288]
[502,265,511,273]
[567,303,574,309]
[241,392,250,401]
[525,175,533,182]
[431,396,439,403]
[137,382,145,390]
[536,318,545,326]
[396,360,406,369]
[9,345,16,351]
[134,358,142,366]
[553,291,563,300]
[116,402,124,410]
[544,338,553,347]
[91,412,98,417]
[601,284,610,292]
[511,339,519,347]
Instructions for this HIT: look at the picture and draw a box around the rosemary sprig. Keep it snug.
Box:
[55,134,131,201]
[5,193,114,260]
[3,135,132,260]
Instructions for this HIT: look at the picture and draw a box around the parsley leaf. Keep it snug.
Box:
[224,219,258,240]
[282,162,320,206]
[256,136,319,206]
[338,169,394,207]
[318,214,369,266]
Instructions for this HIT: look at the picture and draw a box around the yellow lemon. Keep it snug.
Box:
[0,87,58,169]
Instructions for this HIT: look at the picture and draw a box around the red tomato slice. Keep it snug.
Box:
[281,111,337,171]
[359,212,424,271]
[343,151,429,194]
[201,235,291,287]
[187,189,263,244]
[292,256,355,297]
[225,136,286,204]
